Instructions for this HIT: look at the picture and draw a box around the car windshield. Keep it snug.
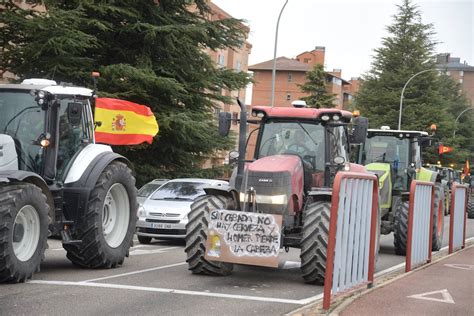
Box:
[0,90,45,173]
[151,181,207,201]
[138,183,162,197]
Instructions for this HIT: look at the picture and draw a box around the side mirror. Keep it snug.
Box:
[419,136,435,148]
[350,116,368,144]
[228,151,239,165]
[67,102,83,126]
[218,112,232,137]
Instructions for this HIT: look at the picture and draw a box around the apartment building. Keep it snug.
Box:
[437,53,474,106]
[249,46,357,109]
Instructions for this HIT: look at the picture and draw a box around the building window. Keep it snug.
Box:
[333,78,342,86]
[459,71,464,77]
[459,78,463,84]
[232,112,238,125]
[304,58,310,63]
[214,107,221,119]
[286,93,291,101]
[288,73,292,82]
[236,61,241,72]
[217,54,225,67]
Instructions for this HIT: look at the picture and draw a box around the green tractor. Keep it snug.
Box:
[356,127,444,255]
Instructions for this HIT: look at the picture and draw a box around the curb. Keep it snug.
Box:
[289,239,474,316]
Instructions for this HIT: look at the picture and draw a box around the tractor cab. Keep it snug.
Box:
[0,80,95,182]
[357,128,432,197]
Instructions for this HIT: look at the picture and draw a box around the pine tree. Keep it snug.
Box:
[355,0,444,130]
[354,0,473,165]
[1,0,252,184]
[298,64,336,108]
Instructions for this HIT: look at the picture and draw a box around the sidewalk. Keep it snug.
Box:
[338,246,474,316]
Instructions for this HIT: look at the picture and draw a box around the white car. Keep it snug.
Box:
[136,178,228,243]
[137,179,169,206]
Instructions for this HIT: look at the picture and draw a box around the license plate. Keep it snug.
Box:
[152,223,172,229]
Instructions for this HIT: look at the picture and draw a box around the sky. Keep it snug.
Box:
[212,0,474,80]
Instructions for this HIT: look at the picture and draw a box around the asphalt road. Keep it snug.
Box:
[1,216,473,316]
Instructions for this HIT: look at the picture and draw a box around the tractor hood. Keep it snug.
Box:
[248,154,303,174]
[239,155,304,217]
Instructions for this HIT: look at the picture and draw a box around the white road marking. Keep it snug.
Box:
[408,289,455,304]
[374,237,474,278]
[28,280,305,305]
[82,262,187,283]
[129,247,180,256]
[444,263,474,270]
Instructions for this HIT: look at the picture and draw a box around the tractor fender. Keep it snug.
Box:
[203,185,240,210]
[0,170,54,215]
[64,144,117,184]
[62,151,132,222]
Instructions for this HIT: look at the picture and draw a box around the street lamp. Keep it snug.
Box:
[453,107,474,138]
[270,0,289,108]
[398,69,439,130]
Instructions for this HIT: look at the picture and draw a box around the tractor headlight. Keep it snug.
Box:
[240,192,288,205]
[37,90,46,99]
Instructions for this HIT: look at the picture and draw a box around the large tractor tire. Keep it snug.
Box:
[431,184,444,251]
[0,184,49,283]
[300,200,330,284]
[468,193,474,219]
[185,194,234,276]
[64,161,137,268]
[393,197,409,256]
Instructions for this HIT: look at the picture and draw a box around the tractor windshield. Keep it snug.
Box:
[257,121,325,171]
[361,135,410,190]
[0,90,45,173]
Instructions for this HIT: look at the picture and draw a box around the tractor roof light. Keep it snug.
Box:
[381,125,391,130]
[332,114,341,121]
[37,90,46,99]
[321,114,330,121]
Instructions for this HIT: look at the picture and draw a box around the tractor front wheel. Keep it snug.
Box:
[64,161,137,268]
[0,184,49,283]
[185,194,234,276]
[467,193,474,219]
[393,198,409,256]
[300,200,330,284]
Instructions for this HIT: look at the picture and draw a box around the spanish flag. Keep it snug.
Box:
[94,98,159,145]
[438,144,453,155]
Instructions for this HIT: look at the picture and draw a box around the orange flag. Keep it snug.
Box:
[438,144,453,155]
[464,160,470,175]
[94,98,159,145]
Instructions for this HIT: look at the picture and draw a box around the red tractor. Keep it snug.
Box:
[185,100,369,284]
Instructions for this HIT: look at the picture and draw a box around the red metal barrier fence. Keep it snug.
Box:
[405,181,434,272]
[449,183,469,254]
[323,171,378,310]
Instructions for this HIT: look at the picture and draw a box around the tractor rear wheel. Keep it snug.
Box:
[0,184,49,283]
[431,184,444,251]
[393,197,409,256]
[300,200,330,284]
[185,194,234,276]
[64,161,137,268]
